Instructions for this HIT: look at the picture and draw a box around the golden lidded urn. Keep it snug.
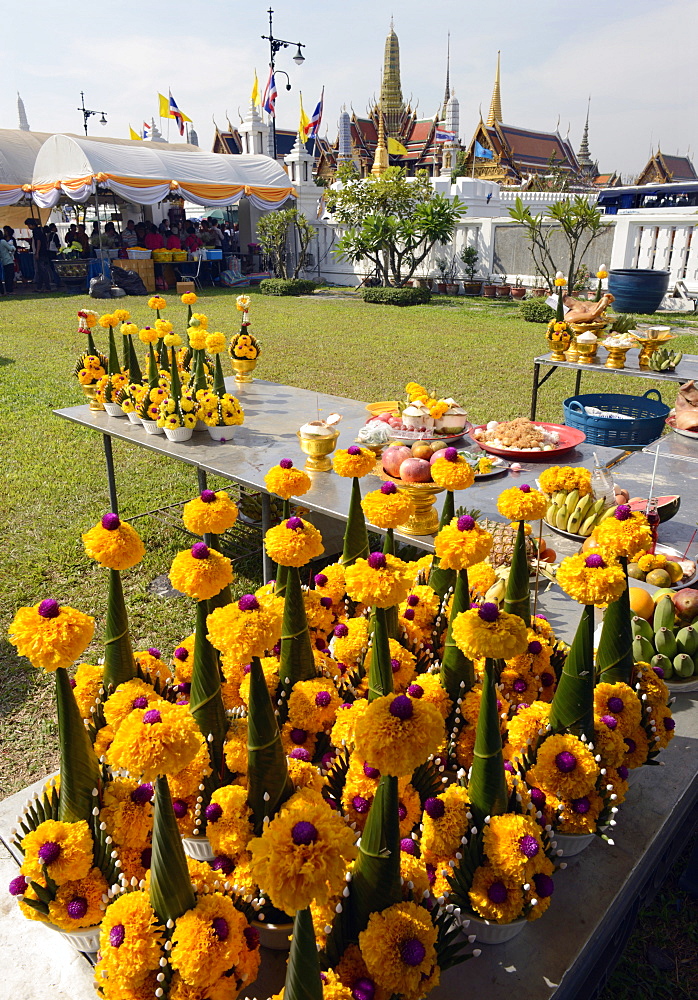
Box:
[82,384,105,411]
[297,429,340,472]
[384,478,445,536]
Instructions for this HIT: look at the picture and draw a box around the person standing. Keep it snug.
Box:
[122,220,138,248]
[25,218,52,291]
[0,227,16,293]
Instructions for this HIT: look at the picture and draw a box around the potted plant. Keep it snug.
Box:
[460,246,482,295]
[531,276,549,298]
[496,274,512,297]
[511,277,527,300]
[434,256,449,294]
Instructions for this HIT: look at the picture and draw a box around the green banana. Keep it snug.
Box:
[676,626,698,657]
[651,653,673,678]
[655,627,677,660]
[579,498,606,536]
[633,635,655,663]
[597,505,619,524]
[565,489,580,515]
[673,653,694,678]
[576,494,594,521]
[632,616,654,642]
[653,595,676,632]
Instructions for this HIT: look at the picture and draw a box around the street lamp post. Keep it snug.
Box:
[78,92,108,136]
[261,7,305,160]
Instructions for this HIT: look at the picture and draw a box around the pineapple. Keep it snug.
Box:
[478,518,536,570]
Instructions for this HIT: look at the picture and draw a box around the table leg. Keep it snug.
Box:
[103,434,118,515]
[261,493,273,583]
[575,369,582,396]
[530,363,541,420]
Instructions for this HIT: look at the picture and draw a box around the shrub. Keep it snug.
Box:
[259,279,318,296]
[520,298,555,323]
[362,286,432,306]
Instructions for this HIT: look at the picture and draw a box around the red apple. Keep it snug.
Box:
[673,588,698,622]
[412,441,435,460]
[382,445,412,478]
[399,457,433,483]
[429,449,452,466]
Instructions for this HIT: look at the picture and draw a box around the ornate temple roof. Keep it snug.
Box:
[636,151,697,184]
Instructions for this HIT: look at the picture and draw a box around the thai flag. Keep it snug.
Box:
[435,128,456,143]
[262,69,277,116]
[142,121,151,138]
[169,91,185,135]
[305,89,324,139]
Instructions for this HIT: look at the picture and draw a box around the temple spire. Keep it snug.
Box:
[577,97,592,167]
[17,92,30,131]
[371,110,389,177]
[380,20,405,137]
[486,51,502,127]
[441,33,451,121]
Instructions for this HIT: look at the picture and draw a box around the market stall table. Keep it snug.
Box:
[529,351,698,421]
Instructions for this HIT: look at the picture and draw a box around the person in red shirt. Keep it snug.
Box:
[144,223,164,251]
[183,225,202,252]
[166,225,182,250]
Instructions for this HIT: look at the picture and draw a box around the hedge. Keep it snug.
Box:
[259,279,318,296]
[362,286,432,306]
[520,298,555,323]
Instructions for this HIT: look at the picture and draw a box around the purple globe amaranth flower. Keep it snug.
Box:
[533,872,555,899]
[381,481,398,495]
[504,760,515,773]
[315,690,332,708]
[322,751,336,769]
[408,683,424,699]
[243,925,260,950]
[652,665,665,679]
[38,599,60,619]
[398,803,407,821]
[519,834,540,859]
[389,695,414,720]
[457,515,475,531]
[519,484,531,493]
[442,447,459,462]
[69,677,77,688]
[347,446,361,456]
[528,640,543,655]
[363,762,380,779]
[131,783,154,805]
[617,765,629,780]
[352,978,376,1000]
[67,896,88,920]
[390,657,402,673]
[585,553,606,569]
[147,647,161,659]
[286,516,303,531]
[243,663,252,675]
[140,847,152,869]
[425,863,436,886]
[174,646,189,661]
[238,594,260,612]
[143,709,162,725]
[316,636,327,650]
[614,504,632,521]
[109,924,126,948]
[290,747,312,762]
[172,799,188,818]
[487,881,508,904]
[272,642,281,656]
[314,574,329,589]
[132,696,149,710]
[470,602,480,609]
[367,552,386,570]
[101,512,121,531]
[572,797,591,814]
[517,702,530,712]
[290,728,308,745]
[400,837,417,855]
[400,938,426,967]
[279,458,294,469]
[664,717,676,731]
[600,714,618,730]
[530,787,546,808]
[352,796,370,814]
[211,855,235,875]
[424,797,445,820]
[607,696,624,714]
[38,841,61,865]
[176,682,191,696]
[555,750,577,773]
[334,623,349,638]
[403,608,415,621]
[624,737,637,753]
[319,596,333,609]
[292,821,318,846]
[540,671,554,688]
[191,541,209,560]
[212,917,229,941]
[407,594,420,607]
[200,489,217,503]
[8,875,28,896]
[206,803,223,823]
[513,678,528,693]
[478,602,500,623]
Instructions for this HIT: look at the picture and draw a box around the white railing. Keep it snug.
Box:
[498,190,599,205]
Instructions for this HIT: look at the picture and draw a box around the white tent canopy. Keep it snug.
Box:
[31,134,294,210]
[0,129,52,206]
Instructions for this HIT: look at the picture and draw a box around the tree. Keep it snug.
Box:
[256,209,315,279]
[326,165,465,286]
[508,195,608,293]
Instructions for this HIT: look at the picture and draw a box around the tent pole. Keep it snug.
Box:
[93,185,107,279]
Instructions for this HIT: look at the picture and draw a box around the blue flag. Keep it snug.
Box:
[474,140,493,160]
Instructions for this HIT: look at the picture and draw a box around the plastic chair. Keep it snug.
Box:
[175,256,203,289]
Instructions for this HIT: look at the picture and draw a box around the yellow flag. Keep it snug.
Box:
[251,70,260,109]
[299,93,310,141]
[158,93,171,118]
[387,137,408,156]
[129,126,141,141]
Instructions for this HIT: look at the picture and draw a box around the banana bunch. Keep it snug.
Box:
[632,596,698,679]
[544,490,616,537]
[648,348,683,371]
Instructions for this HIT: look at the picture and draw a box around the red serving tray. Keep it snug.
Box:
[469,423,586,460]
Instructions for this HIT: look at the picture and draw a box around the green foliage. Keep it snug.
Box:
[256,209,315,279]
[259,278,318,296]
[362,286,431,306]
[460,245,479,280]
[520,297,555,323]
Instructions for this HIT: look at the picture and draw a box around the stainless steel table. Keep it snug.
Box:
[644,428,698,466]
[530,351,698,420]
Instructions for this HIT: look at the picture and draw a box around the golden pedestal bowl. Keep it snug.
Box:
[384,477,445,536]
[296,430,340,472]
[631,333,676,367]
[575,340,598,364]
[546,331,571,362]
[231,358,257,383]
[602,344,631,370]
[569,321,606,363]
[82,384,104,411]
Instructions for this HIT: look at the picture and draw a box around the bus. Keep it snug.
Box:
[597,181,698,214]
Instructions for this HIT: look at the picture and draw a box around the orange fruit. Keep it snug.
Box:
[582,536,601,553]
[628,587,655,621]
[540,548,556,563]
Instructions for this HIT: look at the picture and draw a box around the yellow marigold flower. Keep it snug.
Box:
[188,327,207,351]
[421,784,469,856]
[288,755,323,792]
[95,969,160,1000]
[593,717,626,768]
[181,292,198,305]
[183,490,239,536]
[169,543,234,601]
[203,331,225,354]
[191,312,208,328]
[452,604,529,660]
[345,552,411,609]
[100,777,154,849]
[205,785,253,858]
[164,332,182,348]
[148,296,166,310]
[361,484,415,530]
[409,671,452,719]
[359,901,439,1000]
[82,513,145,571]
[354,693,444,777]
[138,326,159,344]
[592,507,653,560]
[434,515,493,571]
[634,662,669,708]
[288,678,341,733]
[248,788,358,914]
[468,863,524,923]
[364,637,416,692]
[483,813,547,881]
[597,269,608,279]
[303,589,335,633]
[528,733,599,800]
[264,460,312,500]
[468,561,496,597]
[333,446,376,478]
[170,893,246,989]
[134,649,171,686]
[46,867,108,930]
[538,465,592,497]
[103,678,165,730]
[497,485,548,522]
[154,319,173,336]
[73,662,103,718]
[622,725,649,769]
[121,322,139,337]
[264,517,324,567]
[21,819,93,885]
[8,601,94,673]
[556,789,604,835]
[330,699,369,749]
[505,701,550,755]
[113,309,130,323]
[106,701,205,782]
[593,681,642,737]
[399,853,431,900]
[648,702,675,750]
[398,585,440,629]
[98,890,164,985]
[169,741,213,801]
[98,313,119,328]
[207,595,281,663]
[331,615,368,663]
[430,450,475,491]
[556,552,626,607]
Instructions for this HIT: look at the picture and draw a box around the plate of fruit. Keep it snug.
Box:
[544,490,616,540]
[630,585,698,688]
[381,442,452,483]
[458,449,510,478]
[627,544,697,590]
[470,419,585,459]
[365,383,471,443]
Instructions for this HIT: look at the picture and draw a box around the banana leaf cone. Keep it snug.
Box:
[102,569,136,691]
[158,336,169,371]
[107,328,121,377]
[503,520,530,627]
[170,347,183,404]
[279,565,317,692]
[213,353,226,398]
[428,491,456,600]
[440,568,475,704]
[368,606,394,702]
[378,530,400,638]
[340,478,370,567]
[207,536,232,612]
[127,336,142,384]
[548,604,595,738]
[86,329,99,358]
[468,658,508,827]
[149,775,196,923]
[147,342,159,390]
[275,500,291,600]
[247,656,293,835]
[194,349,208,395]
[283,907,324,1000]
[190,600,229,783]
[55,666,101,824]
[596,560,633,685]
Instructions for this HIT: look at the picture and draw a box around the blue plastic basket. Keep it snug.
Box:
[563,389,668,447]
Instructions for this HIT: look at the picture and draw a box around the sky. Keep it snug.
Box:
[2,0,696,179]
